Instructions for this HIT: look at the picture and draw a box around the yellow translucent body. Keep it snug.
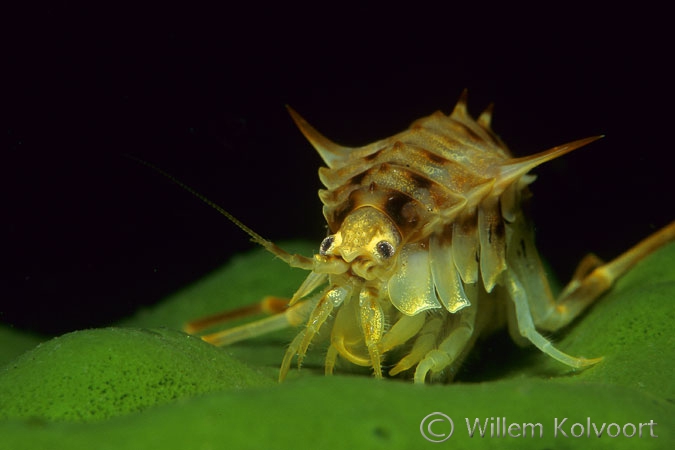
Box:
[187,92,675,383]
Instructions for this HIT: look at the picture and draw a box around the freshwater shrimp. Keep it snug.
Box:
[182,91,675,383]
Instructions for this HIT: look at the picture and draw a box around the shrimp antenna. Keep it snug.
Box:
[125,155,313,269]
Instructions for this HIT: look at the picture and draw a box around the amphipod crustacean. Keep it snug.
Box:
[184,91,675,383]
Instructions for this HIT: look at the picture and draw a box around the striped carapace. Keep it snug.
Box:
[185,90,675,383]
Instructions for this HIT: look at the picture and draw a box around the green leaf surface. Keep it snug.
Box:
[1,240,673,449]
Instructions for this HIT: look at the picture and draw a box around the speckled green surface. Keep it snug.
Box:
[0,240,673,449]
[0,327,272,422]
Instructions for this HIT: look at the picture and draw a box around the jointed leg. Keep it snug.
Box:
[379,313,426,354]
[389,317,442,377]
[280,297,333,379]
[196,298,312,346]
[279,300,333,381]
[324,293,398,376]
[537,221,675,331]
[325,344,339,375]
[505,272,602,368]
[326,300,372,370]
[414,305,478,384]
[359,287,385,378]
[184,296,290,335]
[280,286,349,381]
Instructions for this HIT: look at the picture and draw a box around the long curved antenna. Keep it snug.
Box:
[126,155,314,270]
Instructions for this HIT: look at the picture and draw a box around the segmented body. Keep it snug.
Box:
[274,92,600,382]
[189,91,674,383]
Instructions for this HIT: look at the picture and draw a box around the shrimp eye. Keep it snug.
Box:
[319,235,335,255]
[375,240,395,259]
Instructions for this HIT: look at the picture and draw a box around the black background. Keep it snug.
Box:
[3,5,672,334]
